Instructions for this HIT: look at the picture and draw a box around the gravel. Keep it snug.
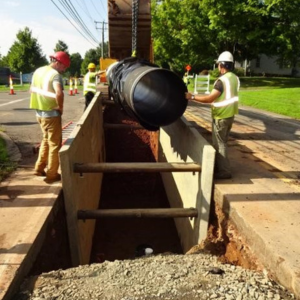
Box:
[15,252,295,300]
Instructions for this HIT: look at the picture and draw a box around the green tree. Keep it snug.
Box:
[152,0,221,72]
[6,27,47,73]
[99,41,109,58]
[0,55,9,68]
[54,40,69,54]
[81,47,102,74]
[151,0,291,74]
[68,53,83,77]
[264,0,300,75]
[200,0,274,60]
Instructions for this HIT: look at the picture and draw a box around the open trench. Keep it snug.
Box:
[28,104,259,276]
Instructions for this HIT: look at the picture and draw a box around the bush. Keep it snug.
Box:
[234,67,245,77]
[199,69,209,75]
[0,136,16,182]
[209,69,220,78]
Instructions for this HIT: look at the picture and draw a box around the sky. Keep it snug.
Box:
[0,0,108,58]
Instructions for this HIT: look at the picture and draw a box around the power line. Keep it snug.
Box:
[58,0,99,44]
[89,0,107,21]
[74,0,94,24]
[50,0,98,47]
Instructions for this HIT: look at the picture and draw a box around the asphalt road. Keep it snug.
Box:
[0,90,85,166]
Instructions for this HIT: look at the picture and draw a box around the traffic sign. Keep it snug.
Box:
[185,65,191,71]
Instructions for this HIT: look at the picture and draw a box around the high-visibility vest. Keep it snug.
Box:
[84,72,96,95]
[212,72,240,119]
[30,66,58,111]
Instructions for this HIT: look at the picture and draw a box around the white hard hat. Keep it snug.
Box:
[217,51,234,63]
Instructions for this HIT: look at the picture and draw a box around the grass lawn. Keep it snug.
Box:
[239,88,300,119]
[239,77,300,119]
[0,133,16,181]
[191,76,300,120]
[0,83,31,92]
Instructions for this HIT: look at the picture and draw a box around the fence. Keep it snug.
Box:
[194,74,210,95]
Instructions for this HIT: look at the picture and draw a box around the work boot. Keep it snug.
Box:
[44,174,61,184]
[33,170,46,176]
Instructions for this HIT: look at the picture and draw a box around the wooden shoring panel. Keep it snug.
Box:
[60,92,105,266]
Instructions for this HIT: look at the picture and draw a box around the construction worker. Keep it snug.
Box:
[30,51,70,184]
[183,72,190,87]
[185,51,240,179]
[83,63,105,110]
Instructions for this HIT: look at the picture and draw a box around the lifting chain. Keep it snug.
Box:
[132,0,139,57]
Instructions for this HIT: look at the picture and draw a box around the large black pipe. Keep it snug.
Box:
[106,57,187,131]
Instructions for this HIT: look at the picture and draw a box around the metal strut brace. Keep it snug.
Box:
[132,0,139,56]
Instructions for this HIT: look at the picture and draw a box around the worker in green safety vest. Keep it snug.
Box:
[185,51,240,179]
[83,63,105,110]
[30,51,70,184]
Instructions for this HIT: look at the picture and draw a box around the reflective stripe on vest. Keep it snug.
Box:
[30,66,58,111]
[212,75,239,108]
[31,87,56,98]
[212,72,239,119]
[213,96,239,107]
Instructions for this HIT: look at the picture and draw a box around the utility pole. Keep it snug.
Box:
[95,21,108,58]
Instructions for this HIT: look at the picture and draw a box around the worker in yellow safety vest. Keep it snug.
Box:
[185,51,240,179]
[183,72,190,87]
[30,51,70,184]
[83,63,105,110]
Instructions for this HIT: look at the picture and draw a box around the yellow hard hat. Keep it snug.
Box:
[88,63,96,69]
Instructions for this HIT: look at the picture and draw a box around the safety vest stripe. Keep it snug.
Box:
[222,76,231,99]
[31,87,56,99]
[212,96,239,107]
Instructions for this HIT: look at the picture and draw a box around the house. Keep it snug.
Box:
[238,54,300,77]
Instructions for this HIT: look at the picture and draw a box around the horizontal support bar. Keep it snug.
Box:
[104,123,144,129]
[102,100,115,105]
[77,208,198,219]
[73,162,201,173]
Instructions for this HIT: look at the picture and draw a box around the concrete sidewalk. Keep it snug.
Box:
[185,112,300,299]
[215,141,300,299]
[0,131,61,300]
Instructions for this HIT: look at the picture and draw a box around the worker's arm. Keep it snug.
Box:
[53,81,64,115]
[185,89,221,104]
[96,70,106,77]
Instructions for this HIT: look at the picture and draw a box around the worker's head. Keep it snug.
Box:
[88,63,96,71]
[216,51,234,72]
[50,51,70,73]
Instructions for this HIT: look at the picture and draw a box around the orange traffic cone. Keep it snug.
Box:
[69,78,74,96]
[9,75,15,95]
[74,78,79,94]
